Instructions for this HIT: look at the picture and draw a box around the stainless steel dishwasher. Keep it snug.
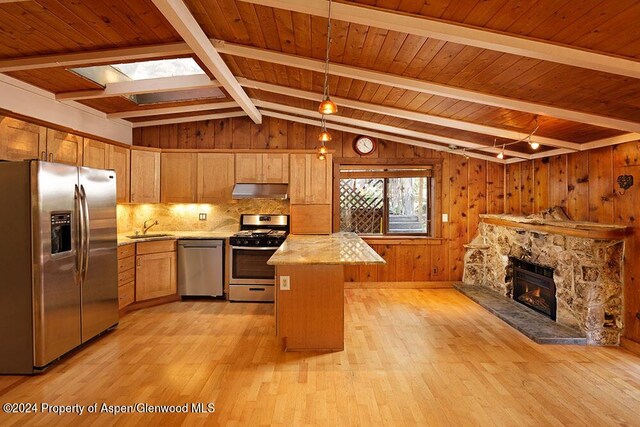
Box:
[178,240,224,297]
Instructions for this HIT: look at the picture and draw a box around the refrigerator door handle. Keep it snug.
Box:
[74,184,84,284]
[79,185,90,282]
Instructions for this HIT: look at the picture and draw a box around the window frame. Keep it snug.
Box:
[332,158,443,239]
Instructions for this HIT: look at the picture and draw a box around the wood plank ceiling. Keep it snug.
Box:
[0,0,639,161]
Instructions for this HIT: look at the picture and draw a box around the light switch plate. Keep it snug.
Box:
[442,213,449,223]
[280,276,290,290]
[199,213,207,221]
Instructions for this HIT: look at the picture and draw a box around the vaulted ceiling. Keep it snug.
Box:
[1,0,639,163]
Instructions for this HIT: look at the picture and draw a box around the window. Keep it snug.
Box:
[339,166,434,236]
[68,58,225,105]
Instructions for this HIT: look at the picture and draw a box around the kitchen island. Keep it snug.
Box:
[268,232,385,351]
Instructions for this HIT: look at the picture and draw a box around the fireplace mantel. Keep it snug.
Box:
[480,214,631,240]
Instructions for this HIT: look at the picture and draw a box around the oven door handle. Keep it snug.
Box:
[231,246,278,251]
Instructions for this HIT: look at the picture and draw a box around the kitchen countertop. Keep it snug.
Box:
[117,230,235,246]
[267,232,385,265]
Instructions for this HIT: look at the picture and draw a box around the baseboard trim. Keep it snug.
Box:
[620,337,640,356]
[344,281,456,289]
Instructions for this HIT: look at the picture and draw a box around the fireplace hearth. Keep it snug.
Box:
[511,258,556,320]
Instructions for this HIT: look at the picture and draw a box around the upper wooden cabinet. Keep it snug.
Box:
[197,153,235,203]
[108,145,130,203]
[46,129,83,166]
[83,139,108,169]
[289,153,332,204]
[161,152,197,203]
[235,153,289,184]
[130,148,160,203]
[0,116,46,162]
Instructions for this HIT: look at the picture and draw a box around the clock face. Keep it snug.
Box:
[355,136,376,155]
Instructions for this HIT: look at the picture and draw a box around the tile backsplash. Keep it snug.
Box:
[117,200,290,234]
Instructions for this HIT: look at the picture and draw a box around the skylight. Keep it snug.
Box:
[111,58,204,80]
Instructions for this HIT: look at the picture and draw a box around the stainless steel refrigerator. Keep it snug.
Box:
[0,160,119,374]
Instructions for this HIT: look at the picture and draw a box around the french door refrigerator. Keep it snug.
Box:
[0,160,119,374]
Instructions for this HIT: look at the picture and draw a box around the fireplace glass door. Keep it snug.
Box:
[511,259,556,320]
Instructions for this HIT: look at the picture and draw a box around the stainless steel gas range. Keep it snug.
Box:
[228,214,289,302]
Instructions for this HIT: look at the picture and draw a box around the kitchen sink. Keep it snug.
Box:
[125,233,173,239]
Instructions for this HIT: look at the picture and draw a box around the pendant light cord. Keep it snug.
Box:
[322,0,333,100]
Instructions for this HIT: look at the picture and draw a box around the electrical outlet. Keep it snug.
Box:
[280,276,290,290]
[432,267,438,275]
[442,213,449,223]
[199,213,207,221]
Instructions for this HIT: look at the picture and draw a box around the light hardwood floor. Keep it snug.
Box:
[1,289,639,426]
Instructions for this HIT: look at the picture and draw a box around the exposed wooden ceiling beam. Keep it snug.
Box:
[254,99,529,159]
[0,42,191,73]
[55,74,222,100]
[261,110,503,163]
[131,110,246,127]
[214,40,640,134]
[581,133,640,150]
[238,77,579,151]
[241,0,640,79]
[151,0,261,123]
[107,101,238,119]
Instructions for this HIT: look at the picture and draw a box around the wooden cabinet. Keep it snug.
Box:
[83,139,109,169]
[46,129,83,165]
[289,153,332,204]
[289,154,333,234]
[117,244,135,310]
[235,153,289,183]
[108,145,130,203]
[263,153,289,183]
[161,152,197,203]
[130,148,160,203]
[135,240,176,302]
[197,153,235,203]
[0,116,46,161]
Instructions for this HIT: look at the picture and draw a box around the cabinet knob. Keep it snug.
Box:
[49,153,53,162]
[41,151,46,161]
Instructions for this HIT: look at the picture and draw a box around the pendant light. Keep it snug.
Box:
[318,0,337,116]
[316,0,336,160]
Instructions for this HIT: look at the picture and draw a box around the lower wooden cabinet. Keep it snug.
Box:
[117,244,136,310]
[135,240,177,302]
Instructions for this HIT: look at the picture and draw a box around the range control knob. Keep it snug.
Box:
[266,240,273,246]
[243,240,249,245]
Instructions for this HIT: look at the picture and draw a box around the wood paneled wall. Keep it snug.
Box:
[134,117,505,283]
[504,143,640,343]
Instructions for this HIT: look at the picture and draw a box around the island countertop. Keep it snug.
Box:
[267,232,385,266]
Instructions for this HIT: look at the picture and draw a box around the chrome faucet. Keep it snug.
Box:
[142,218,159,235]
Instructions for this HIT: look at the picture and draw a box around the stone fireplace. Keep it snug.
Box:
[463,209,628,345]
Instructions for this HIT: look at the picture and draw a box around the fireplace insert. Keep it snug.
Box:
[511,258,556,320]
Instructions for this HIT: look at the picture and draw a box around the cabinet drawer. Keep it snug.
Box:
[136,239,176,255]
[118,256,135,273]
[118,244,135,259]
[118,267,135,287]
[118,281,135,309]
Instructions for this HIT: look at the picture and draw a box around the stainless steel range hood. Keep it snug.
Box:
[232,183,289,199]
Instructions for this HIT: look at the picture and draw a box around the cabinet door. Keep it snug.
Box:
[107,145,130,203]
[83,139,108,169]
[161,152,197,203]
[135,251,176,301]
[289,153,332,204]
[0,116,46,161]
[307,153,332,204]
[262,153,289,183]
[46,129,83,165]
[130,149,160,203]
[235,153,263,183]
[289,154,308,204]
[197,153,235,203]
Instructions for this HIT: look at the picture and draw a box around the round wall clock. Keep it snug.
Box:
[353,135,377,156]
